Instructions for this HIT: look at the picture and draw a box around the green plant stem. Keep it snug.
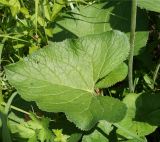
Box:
[20,0,25,7]
[1,102,55,121]
[4,92,18,115]
[153,60,160,88]
[2,92,17,142]
[35,0,39,36]
[1,102,30,115]
[128,0,137,93]
[0,35,30,43]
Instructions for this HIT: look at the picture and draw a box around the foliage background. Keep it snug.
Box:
[0,0,160,142]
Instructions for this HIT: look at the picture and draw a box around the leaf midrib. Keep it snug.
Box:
[6,68,94,94]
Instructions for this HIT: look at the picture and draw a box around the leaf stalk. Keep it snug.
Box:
[153,60,160,89]
[128,0,137,92]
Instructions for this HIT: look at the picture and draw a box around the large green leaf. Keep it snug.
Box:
[56,2,148,55]
[5,31,129,130]
[117,94,157,139]
[135,93,160,126]
[82,120,148,142]
[138,0,160,13]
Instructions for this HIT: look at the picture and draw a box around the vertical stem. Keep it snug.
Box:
[153,60,160,88]
[35,0,39,36]
[20,0,25,7]
[2,92,17,142]
[4,92,18,115]
[0,44,3,97]
[128,0,137,93]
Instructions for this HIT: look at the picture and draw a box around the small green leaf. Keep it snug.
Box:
[13,44,25,49]
[82,121,113,142]
[143,74,154,89]
[20,7,30,18]
[43,0,51,21]
[96,63,128,88]
[9,0,21,16]
[9,113,35,139]
[51,0,65,20]
[38,16,46,27]
[68,133,82,142]
[53,129,69,142]
[117,94,157,139]
[9,112,54,141]
[45,28,54,37]
[0,0,10,6]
